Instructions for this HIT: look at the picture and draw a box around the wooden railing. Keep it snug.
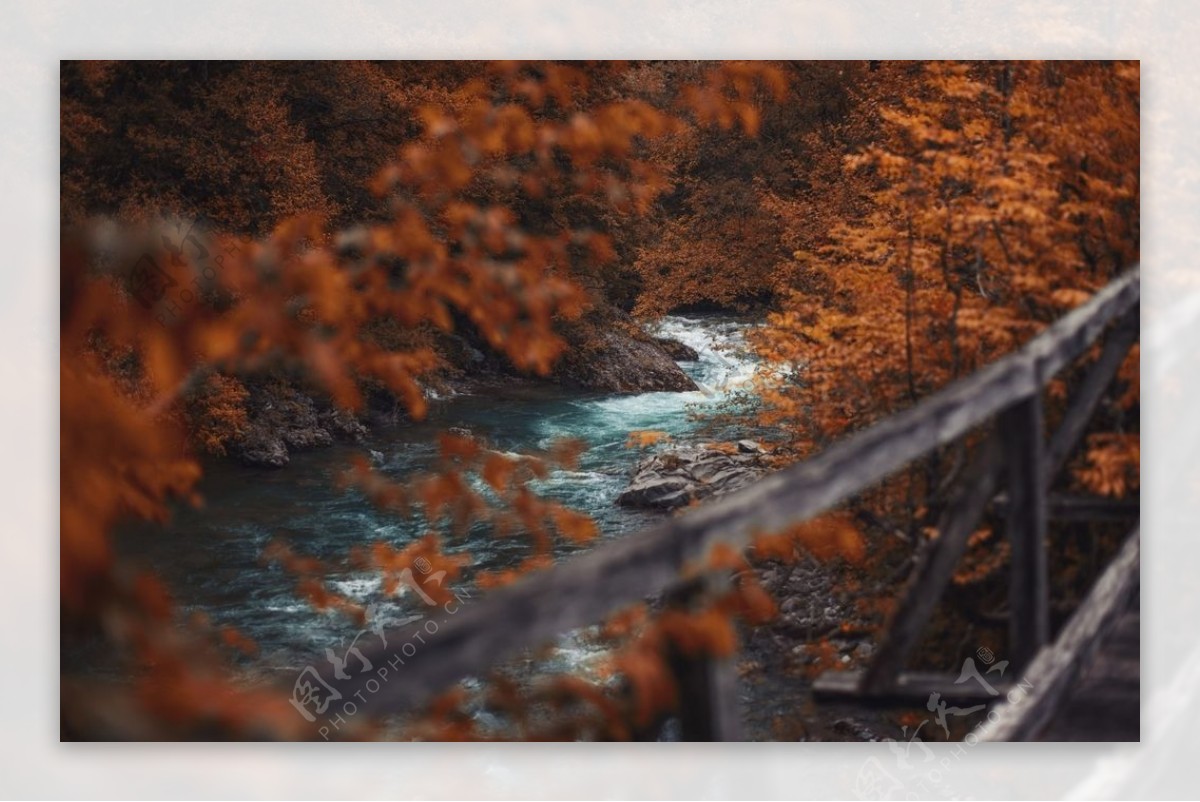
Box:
[303,268,1140,740]
[974,527,1139,741]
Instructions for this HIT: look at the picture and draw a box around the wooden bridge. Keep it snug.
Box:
[302,268,1140,742]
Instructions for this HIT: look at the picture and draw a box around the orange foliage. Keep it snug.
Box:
[803,639,841,678]
[752,62,1139,461]
[344,433,595,588]
[186,374,250,455]
[60,359,201,614]
[751,513,866,564]
[624,430,671,449]
[1074,433,1140,498]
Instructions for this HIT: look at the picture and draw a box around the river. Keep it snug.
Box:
[115,316,768,693]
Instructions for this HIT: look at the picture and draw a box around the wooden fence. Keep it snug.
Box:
[302,268,1140,741]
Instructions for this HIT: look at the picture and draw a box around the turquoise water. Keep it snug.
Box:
[117,316,764,681]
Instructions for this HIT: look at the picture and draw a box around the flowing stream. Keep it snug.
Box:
[116,316,765,685]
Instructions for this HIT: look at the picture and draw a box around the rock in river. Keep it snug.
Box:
[553,326,699,393]
[617,444,767,511]
[652,336,700,362]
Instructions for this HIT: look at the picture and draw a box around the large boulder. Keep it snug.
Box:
[430,305,700,395]
[552,321,698,393]
[653,336,700,362]
[430,313,698,395]
[617,444,766,511]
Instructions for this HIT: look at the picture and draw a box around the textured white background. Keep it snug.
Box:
[4,1,1196,798]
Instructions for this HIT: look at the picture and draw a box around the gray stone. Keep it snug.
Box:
[236,433,289,468]
[551,316,698,393]
[283,427,333,450]
[320,408,368,442]
[617,444,767,511]
[616,475,695,508]
[653,336,700,361]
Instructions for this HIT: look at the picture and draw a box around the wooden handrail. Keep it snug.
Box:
[975,528,1140,741]
[305,268,1139,731]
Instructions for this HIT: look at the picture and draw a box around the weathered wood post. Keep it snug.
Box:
[665,574,742,741]
[998,385,1050,672]
[672,641,741,741]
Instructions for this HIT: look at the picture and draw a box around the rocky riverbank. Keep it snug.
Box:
[227,319,699,468]
[232,380,369,468]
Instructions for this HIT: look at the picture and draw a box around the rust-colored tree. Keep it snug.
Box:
[742,60,1139,662]
[754,61,1139,456]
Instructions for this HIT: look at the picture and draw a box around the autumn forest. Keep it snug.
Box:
[60,60,1140,742]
